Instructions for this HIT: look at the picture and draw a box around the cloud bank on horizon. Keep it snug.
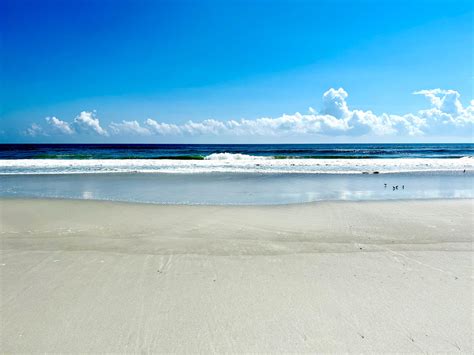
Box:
[24,88,473,140]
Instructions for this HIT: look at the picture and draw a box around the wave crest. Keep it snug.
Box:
[1,157,472,175]
[204,153,271,161]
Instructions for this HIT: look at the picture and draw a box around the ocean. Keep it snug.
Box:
[1,143,472,160]
[0,143,472,204]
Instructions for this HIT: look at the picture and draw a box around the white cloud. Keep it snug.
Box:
[414,89,463,115]
[145,119,182,135]
[45,116,74,135]
[321,88,351,119]
[23,88,473,139]
[73,111,108,136]
[182,119,227,135]
[411,89,473,139]
[137,88,425,137]
[109,120,150,135]
[24,123,45,137]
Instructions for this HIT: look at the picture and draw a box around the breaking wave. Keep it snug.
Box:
[204,153,271,160]
[0,157,472,175]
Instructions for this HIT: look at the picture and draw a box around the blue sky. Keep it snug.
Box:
[1,0,472,143]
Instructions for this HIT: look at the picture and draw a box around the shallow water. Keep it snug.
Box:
[1,172,472,205]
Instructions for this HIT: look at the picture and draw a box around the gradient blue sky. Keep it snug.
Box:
[1,0,473,143]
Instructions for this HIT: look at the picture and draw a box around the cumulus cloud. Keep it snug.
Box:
[22,88,473,139]
[414,89,463,115]
[137,88,442,137]
[45,116,74,135]
[321,88,351,119]
[73,111,108,136]
[414,89,474,129]
[145,119,182,135]
[24,123,45,137]
[109,120,151,135]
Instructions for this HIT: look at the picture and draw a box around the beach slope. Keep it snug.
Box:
[1,199,472,353]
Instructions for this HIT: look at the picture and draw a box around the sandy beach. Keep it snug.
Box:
[1,198,472,353]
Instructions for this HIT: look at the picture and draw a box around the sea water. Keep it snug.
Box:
[0,143,472,204]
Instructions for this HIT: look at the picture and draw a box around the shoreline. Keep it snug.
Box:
[1,168,473,175]
[1,194,474,207]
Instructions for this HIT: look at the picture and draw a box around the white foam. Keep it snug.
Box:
[204,153,269,160]
[0,158,472,175]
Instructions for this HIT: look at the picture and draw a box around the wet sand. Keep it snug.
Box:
[1,171,473,205]
[1,199,472,353]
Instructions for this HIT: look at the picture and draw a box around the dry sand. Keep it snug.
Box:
[1,198,473,353]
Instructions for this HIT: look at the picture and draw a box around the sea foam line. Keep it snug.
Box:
[0,157,472,175]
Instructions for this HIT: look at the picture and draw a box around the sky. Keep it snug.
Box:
[1,0,473,143]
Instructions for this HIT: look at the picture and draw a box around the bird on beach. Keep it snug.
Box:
[384,183,387,188]
[402,185,404,189]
